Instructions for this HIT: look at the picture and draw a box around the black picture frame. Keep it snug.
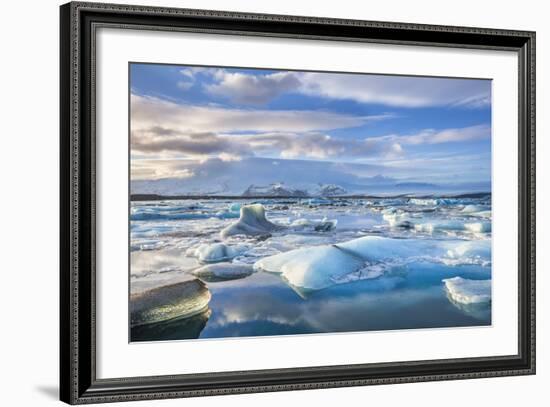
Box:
[60,1,536,404]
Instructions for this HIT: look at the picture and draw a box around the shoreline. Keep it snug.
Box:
[130,192,491,202]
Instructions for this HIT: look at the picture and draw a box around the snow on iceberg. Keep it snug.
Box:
[409,198,437,206]
[461,204,488,213]
[254,245,366,291]
[221,204,283,237]
[254,236,492,291]
[414,220,467,233]
[465,222,492,233]
[442,276,491,304]
[443,240,491,266]
[130,278,211,327]
[186,243,247,263]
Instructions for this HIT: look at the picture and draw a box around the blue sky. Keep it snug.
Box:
[130,63,491,195]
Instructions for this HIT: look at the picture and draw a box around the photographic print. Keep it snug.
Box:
[129,63,492,342]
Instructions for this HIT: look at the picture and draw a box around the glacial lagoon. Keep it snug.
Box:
[130,195,492,342]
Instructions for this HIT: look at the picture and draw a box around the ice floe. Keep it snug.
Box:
[289,217,337,232]
[192,263,255,281]
[186,243,247,263]
[442,276,491,304]
[465,222,492,233]
[130,278,211,327]
[254,245,366,291]
[254,236,492,291]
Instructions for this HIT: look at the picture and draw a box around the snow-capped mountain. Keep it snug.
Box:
[314,184,348,196]
[242,183,308,197]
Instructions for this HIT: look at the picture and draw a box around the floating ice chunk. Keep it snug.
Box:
[254,245,366,291]
[192,263,254,281]
[414,220,466,233]
[443,240,491,266]
[382,210,412,228]
[228,202,242,212]
[409,198,437,206]
[254,236,492,291]
[290,217,337,232]
[221,204,283,237]
[472,210,492,219]
[130,279,211,327]
[130,239,167,252]
[306,197,333,206]
[465,222,492,233]
[461,204,488,213]
[442,277,491,304]
[186,243,247,263]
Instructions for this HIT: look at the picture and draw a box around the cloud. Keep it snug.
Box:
[131,94,488,163]
[131,94,375,135]
[299,72,491,108]
[131,159,196,180]
[131,128,253,158]
[367,124,490,146]
[205,71,301,105]
[199,68,491,108]
[236,132,401,159]
[176,81,193,91]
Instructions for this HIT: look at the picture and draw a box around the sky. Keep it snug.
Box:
[130,63,492,195]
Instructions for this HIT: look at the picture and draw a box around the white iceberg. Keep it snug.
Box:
[254,245,366,291]
[409,198,437,206]
[130,278,211,327]
[462,204,488,213]
[186,243,247,263]
[414,220,466,233]
[443,240,491,266]
[254,236,492,291]
[442,277,491,304]
[221,204,283,237]
[290,217,337,232]
[465,222,492,233]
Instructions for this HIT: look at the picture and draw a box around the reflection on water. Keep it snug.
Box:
[131,309,212,342]
[131,263,491,342]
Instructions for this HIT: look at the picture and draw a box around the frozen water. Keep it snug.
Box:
[442,276,491,304]
[254,235,491,291]
[186,243,247,263]
[130,194,492,336]
[254,245,365,290]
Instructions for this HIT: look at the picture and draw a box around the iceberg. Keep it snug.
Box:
[192,263,255,281]
[465,222,492,233]
[443,240,491,266]
[461,204,488,213]
[409,198,437,206]
[221,204,283,237]
[254,245,366,291]
[442,277,491,304]
[254,236,492,291]
[290,217,337,232]
[414,220,467,233]
[186,243,247,263]
[130,278,211,327]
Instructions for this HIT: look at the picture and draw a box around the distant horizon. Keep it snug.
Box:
[130,63,491,196]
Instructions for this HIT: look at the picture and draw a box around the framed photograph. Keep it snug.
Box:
[60,1,536,404]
